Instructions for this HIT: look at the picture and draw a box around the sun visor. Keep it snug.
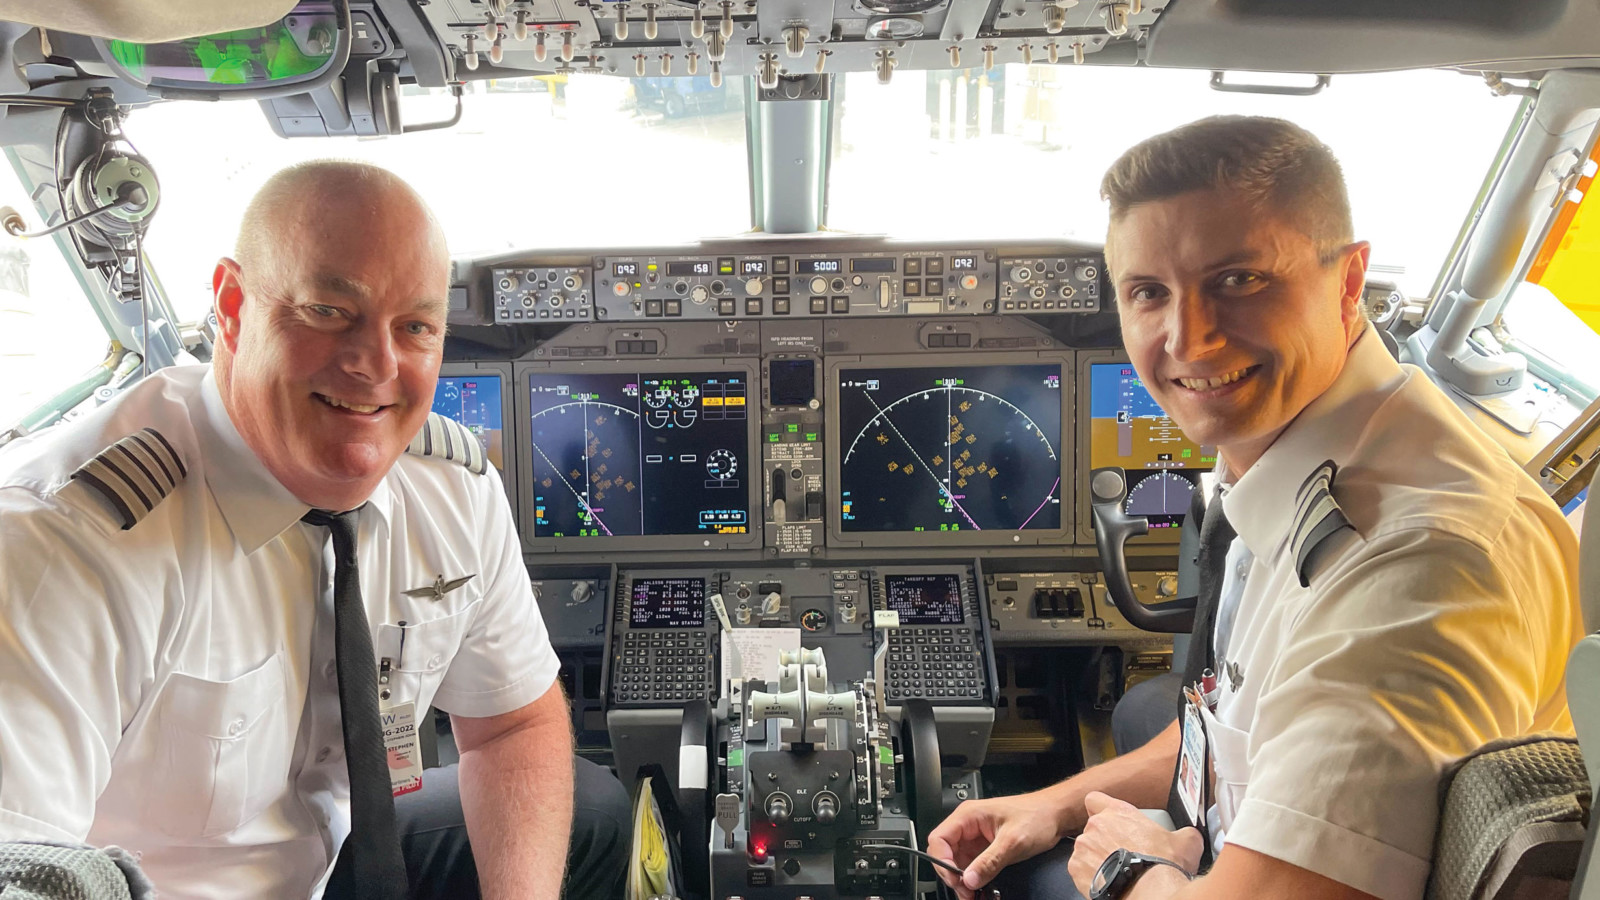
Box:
[4,0,298,44]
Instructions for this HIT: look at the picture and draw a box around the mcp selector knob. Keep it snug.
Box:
[612,281,630,297]
[766,793,793,825]
[562,273,583,291]
[1156,574,1178,597]
[960,274,980,291]
[813,792,839,824]
[690,284,711,304]
[745,277,764,295]
[1009,265,1034,282]
[1075,263,1099,281]
[810,276,828,294]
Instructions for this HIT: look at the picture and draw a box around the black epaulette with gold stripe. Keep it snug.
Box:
[1291,459,1356,587]
[69,427,188,530]
[406,412,488,476]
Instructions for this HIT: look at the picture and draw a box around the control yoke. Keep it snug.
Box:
[1089,467,1195,632]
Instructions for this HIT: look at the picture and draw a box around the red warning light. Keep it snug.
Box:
[750,839,769,861]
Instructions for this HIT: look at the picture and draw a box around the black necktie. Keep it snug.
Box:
[1165,488,1235,854]
[1181,489,1237,689]
[301,508,409,899]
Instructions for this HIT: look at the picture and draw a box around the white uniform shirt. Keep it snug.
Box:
[1200,326,1580,900]
[0,366,560,899]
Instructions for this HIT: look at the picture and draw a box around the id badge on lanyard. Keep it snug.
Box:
[1177,683,1211,831]
[379,657,423,797]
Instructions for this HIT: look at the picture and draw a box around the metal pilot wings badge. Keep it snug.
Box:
[404,574,477,602]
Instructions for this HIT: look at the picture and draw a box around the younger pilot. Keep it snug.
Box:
[928,116,1581,900]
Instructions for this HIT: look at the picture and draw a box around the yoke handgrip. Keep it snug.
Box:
[1090,467,1196,633]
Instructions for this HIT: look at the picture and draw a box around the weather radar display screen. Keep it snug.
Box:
[525,371,750,538]
[838,365,1062,534]
[431,376,505,473]
[1088,364,1215,528]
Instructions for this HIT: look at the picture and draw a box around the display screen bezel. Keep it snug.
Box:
[824,351,1073,549]
[513,358,764,555]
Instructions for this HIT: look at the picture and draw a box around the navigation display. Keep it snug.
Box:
[432,376,505,473]
[629,578,706,628]
[1088,364,1214,528]
[838,364,1062,533]
[525,371,750,538]
[884,574,964,625]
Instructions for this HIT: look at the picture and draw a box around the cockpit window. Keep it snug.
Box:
[126,76,751,324]
[0,152,111,431]
[827,66,1515,298]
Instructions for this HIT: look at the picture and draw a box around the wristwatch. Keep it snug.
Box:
[1088,848,1194,900]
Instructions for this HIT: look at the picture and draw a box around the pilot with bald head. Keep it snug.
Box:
[929,116,1581,900]
[0,160,629,899]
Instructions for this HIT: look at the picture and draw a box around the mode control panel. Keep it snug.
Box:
[492,266,593,322]
[589,250,1001,320]
[986,571,1178,646]
[998,256,1103,313]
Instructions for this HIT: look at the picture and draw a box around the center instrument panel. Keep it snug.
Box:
[443,240,1209,653]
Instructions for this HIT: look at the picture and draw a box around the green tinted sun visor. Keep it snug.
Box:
[99,1,350,99]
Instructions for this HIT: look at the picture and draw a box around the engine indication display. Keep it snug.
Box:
[1088,364,1214,528]
[883,573,964,625]
[432,376,505,473]
[525,371,750,538]
[838,364,1062,534]
[629,578,707,628]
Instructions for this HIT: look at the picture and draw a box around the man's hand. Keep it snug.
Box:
[1068,792,1203,899]
[926,791,1069,900]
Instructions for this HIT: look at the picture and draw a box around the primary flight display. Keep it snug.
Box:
[431,375,506,473]
[838,364,1062,533]
[1088,364,1213,528]
[525,371,751,538]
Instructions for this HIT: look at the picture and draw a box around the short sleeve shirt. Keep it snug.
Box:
[1204,328,1581,899]
[0,366,560,899]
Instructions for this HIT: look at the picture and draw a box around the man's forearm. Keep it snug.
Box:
[457,719,575,898]
[1045,721,1180,835]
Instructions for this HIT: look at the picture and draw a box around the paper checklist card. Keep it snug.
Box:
[721,627,802,695]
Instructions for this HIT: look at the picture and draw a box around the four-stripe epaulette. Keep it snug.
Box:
[406,412,488,476]
[69,427,188,530]
[1291,459,1356,587]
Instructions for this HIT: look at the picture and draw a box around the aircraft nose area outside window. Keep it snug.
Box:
[0,157,111,431]
[827,66,1514,298]
[123,77,751,324]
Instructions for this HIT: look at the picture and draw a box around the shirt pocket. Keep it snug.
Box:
[142,652,291,839]
[376,598,483,715]
[1199,703,1251,837]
